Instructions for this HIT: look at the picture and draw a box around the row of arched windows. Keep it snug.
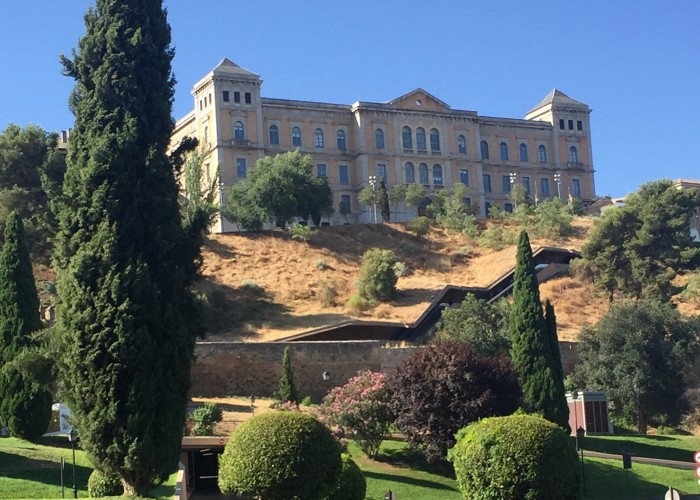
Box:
[266,125,347,149]
[404,162,443,185]
[401,126,441,151]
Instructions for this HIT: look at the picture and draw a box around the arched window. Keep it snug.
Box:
[458,135,467,154]
[405,162,415,183]
[430,128,440,151]
[416,127,426,150]
[375,128,385,149]
[203,125,209,145]
[519,143,528,162]
[292,126,302,147]
[419,163,429,185]
[234,121,245,140]
[314,128,324,148]
[269,124,279,145]
[500,142,509,161]
[538,145,547,163]
[480,140,489,159]
[569,146,578,163]
[433,164,443,185]
[402,126,413,149]
[336,130,346,150]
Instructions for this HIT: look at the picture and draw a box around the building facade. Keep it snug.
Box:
[171,58,596,232]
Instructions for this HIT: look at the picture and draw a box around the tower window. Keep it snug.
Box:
[223,90,229,102]
[559,119,565,130]
[577,120,583,131]
[245,92,252,104]
[568,120,574,130]
[234,91,240,103]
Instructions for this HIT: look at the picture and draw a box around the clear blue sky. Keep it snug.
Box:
[1,1,698,197]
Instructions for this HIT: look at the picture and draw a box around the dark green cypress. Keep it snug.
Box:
[0,211,51,440]
[378,181,391,223]
[55,1,205,495]
[544,299,570,432]
[275,346,299,404]
[509,231,561,427]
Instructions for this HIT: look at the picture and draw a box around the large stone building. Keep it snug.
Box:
[171,58,596,232]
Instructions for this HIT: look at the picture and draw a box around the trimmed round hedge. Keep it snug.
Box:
[218,411,341,500]
[448,413,581,500]
[87,469,122,498]
[324,453,366,500]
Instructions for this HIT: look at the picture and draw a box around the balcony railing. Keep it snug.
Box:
[431,151,442,157]
[403,148,414,155]
[417,149,428,155]
[231,139,252,147]
[567,161,585,170]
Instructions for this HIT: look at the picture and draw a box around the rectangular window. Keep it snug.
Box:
[485,201,492,216]
[236,158,247,179]
[504,203,514,213]
[559,119,565,130]
[522,176,530,195]
[571,178,581,197]
[199,100,203,111]
[340,194,351,213]
[245,92,252,104]
[234,91,241,103]
[223,90,229,102]
[339,165,349,185]
[463,197,471,207]
[577,120,583,131]
[316,164,327,178]
[483,174,492,193]
[459,169,469,186]
[502,175,511,193]
[540,177,550,196]
[568,119,574,130]
[376,164,387,182]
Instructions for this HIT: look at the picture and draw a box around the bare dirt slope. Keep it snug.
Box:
[197,217,613,342]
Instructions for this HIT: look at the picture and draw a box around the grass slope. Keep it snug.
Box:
[584,434,700,463]
[0,437,175,499]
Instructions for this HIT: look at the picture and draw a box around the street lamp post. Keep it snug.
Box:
[68,429,78,498]
[509,172,517,209]
[576,426,585,494]
[554,173,562,200]
[368,175,377,224]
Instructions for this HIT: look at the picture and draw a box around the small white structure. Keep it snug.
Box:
[42,403,73,437]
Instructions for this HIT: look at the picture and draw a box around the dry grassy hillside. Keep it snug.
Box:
[197,217,617,342]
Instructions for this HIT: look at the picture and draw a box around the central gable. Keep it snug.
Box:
[388,89,451,113]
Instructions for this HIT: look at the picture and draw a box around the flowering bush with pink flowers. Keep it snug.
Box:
[319,371,393,459]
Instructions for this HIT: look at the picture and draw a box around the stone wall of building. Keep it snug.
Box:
[190,340,583,402]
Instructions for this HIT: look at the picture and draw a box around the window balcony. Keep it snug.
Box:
[431,151,442,157]
[403,148,414,155]
[567,161,585,170]
[231,139,253,147]
[417,149,428,156]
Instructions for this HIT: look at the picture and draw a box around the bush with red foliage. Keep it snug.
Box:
[387,340,521,462]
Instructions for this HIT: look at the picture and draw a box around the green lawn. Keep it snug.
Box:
[0,437,175,499]
[582,434,700,463]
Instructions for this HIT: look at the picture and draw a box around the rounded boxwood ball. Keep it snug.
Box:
[87,469,122,498]
[448,413,581,500]
[324,453,366,500]
[218,411,341,500]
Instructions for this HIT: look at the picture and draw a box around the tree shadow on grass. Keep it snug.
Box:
[362,470,458,492]
[0,449,91,489]
[583,436,694,463]
[583,458,676,499]
[377,445,456,479]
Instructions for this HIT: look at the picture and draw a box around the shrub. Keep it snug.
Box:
[301,395,314,406]
[319,371,392,459]
[324,453,366,500]
[346,293,372,312]
[318,279,338,307]
[357,248,398,302]
[407,216,430,236]
[532,198,574,239]
[387,340,521,462]
[393,261,408,278]
[315,259,330,270]
[448,413,581,500]
[477,224,516,249]
[461,214,480,239]
[0,364,52,441]
[240,279,263,293]
[87,469,122,498]
[218,412,341,500]
[190,402,223,436]
[290,222,316,241]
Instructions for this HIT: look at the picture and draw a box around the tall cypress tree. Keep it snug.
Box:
[544,299,570,432]
[509,231,563,428]
[378,180,391,223]
[55,1,205,494]
[0,211,51,440]
[275,346,299,404]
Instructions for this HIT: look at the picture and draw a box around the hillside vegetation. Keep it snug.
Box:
[197,217,613,342]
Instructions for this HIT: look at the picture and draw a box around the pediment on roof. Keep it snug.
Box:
[388,89,451,112]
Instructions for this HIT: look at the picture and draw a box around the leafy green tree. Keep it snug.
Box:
[357,248,398,302]
[436,295,510,356]
[378,181,390,223]
[189,402,223,436]
[0,124,66,263]
[218,412,341,500]
[182,147,219,230]
[509,231,568,429]
[572,300,700,434]
[301,176,334,227]
[449,413,581,499]
[54,1,206,494]
[0,212,50,440]
[532,197,574,239]
[275,346,299,404]
[222,180,265,231]
[389,184,406,221]
[405,184,427,216]
[582,180,699,302]
[434,184,475,232]
[387,340,521,462]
